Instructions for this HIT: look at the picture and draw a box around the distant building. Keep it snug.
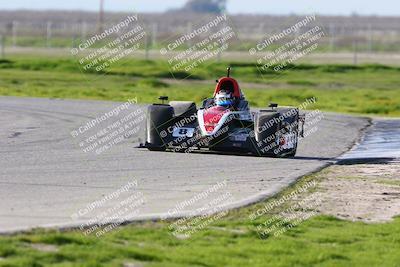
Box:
[175,0,227,14]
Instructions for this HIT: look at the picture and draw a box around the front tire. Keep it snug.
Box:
[146,104,174,151]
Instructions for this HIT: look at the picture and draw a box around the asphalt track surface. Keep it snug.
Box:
[0,96,369,233]
[340,119,400,160]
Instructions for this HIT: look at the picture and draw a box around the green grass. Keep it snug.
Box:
[0,56,400,116]
[0,171,399,267]
[1,56,399,266]
[375,180,400,187]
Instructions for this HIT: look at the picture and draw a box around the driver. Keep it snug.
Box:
[215,90,235,109]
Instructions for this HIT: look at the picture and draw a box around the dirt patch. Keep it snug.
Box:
[209,226,248,234]
[123,262,144,267]
[29,243,59,252]
[311,159,400,223]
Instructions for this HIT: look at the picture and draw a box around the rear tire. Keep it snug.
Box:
[276,142,297,158]
[275,108,299,158]
[252,111,280,156]
[253,107,299,157]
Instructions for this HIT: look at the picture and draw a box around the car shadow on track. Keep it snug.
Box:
[136,147,333,161]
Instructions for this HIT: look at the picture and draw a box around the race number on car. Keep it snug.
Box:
[172,127,195,138]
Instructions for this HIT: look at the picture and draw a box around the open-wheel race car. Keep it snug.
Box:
[144,68,305,157]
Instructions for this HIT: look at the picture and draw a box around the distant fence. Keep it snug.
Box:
[0,11,399,52]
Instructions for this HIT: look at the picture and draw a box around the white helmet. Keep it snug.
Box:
[215,90,234,107]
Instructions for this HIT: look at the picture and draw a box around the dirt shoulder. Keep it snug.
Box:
[311,159,400,223]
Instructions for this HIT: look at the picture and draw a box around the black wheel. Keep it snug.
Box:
[252,107,300,157]
[274,108,299,158]
[252,111,280,156]
[145,143,167,151]
[285,149,297,157]
[146,104,174,151]
[276,143,297,158]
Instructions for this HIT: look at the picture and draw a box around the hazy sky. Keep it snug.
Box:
[0,0,398,16]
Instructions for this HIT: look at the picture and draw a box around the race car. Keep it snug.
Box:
[144,68,304,157]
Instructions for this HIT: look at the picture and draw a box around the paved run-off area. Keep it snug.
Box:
[0,96,369,233]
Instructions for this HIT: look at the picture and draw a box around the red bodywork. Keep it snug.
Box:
[201,77,242,134]
[213,77,242,98]
[202,106,230,133]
